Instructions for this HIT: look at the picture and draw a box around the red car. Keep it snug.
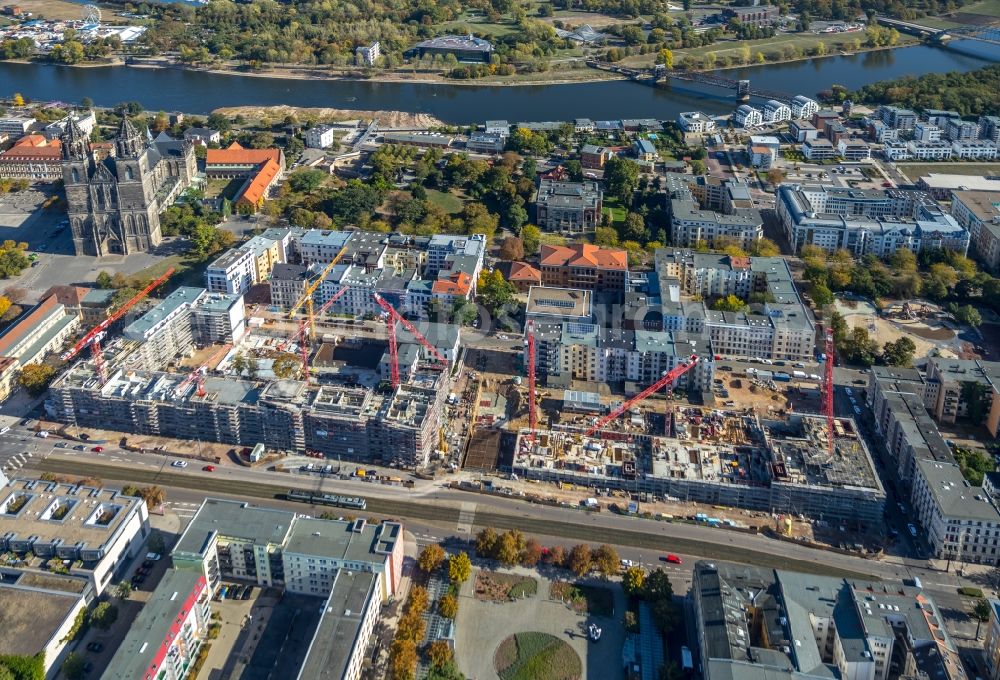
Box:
[202,465,216,472]
[665,554,683,564]
[92,446,103,453]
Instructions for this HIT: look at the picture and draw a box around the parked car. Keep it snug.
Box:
[55,442,67,448]
[242,585,254,600]
[146,552,161,561]
[907,523,918,537]
[86,642,104,653]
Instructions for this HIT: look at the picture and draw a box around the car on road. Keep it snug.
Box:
[146,552,161,561]
[36,431,49,438]
[907,523,918,537]
[86,642,104,653]
[0,427,9,435]
[55,442,67,448]
[170,460,188,468]
[853,406,862,414]
[74,445,86,451]
[620,559,635,568]
[92,446,103,453]
[202,465,216,472]
[664,554,683,564]
[794,362,806,368]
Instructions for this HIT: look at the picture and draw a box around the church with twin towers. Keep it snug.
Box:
[60,115,197,257]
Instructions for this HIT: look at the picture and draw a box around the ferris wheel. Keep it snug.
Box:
[83,4,101,24]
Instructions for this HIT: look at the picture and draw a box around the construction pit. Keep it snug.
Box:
[510,409,886,530]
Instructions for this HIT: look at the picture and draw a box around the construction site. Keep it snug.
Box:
[44,243,460,470]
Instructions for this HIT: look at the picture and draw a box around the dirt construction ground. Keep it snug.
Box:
[833,297,961,359]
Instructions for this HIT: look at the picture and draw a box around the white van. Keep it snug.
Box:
[0,426,9,435]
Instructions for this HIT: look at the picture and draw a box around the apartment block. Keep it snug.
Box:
[951,190,1000,272]
[538,243,628,292]
[790,95,819,119]
[677,111,716,134]
[124,287,205,369]
[693,562,964,680]
[269,263,312,309]
[669,199,763,250]
[534,179,603,233]
[0,293,79,400]
[305,124,337,149]
[733,105,762,128]
[205,246,256,294]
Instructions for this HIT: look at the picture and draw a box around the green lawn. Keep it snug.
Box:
[898,163,1000,181]
[495,632,582,680]
[130,252,210,290]
[603,197,626,226]
[425,189,464,214]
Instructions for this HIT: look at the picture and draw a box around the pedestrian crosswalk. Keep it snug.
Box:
[1,451,32,472]
[165,501,202,518]
[456,501,476,534]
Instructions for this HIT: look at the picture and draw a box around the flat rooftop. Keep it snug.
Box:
[0,583,82,657]
[0,479,144,559]
[284,518,400,563]
[102,569,206,680]
[173,499,295,559]
[124,287,204,340]
[297,570,379,680]
[526,286,592,320]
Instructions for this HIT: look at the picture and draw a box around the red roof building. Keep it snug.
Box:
[206,142,285,214]
[538,243,628,292]
[0,135,63,180]
[507,261,542,293]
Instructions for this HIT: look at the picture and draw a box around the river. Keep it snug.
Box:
[0,41,996,123]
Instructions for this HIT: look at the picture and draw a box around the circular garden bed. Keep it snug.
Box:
[494,632,582,680]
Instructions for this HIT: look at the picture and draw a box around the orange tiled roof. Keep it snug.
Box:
[12,134,57,148]
[432,271,473,296]
[509,261,541,282]
[0,295,59,356]
[206,141,281,167]
[539,243,627,270]
[235,158,281,207]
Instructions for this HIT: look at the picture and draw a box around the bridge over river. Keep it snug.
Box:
[585,60,794,103]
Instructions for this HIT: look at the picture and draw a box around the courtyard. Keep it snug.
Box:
[454,568,626,680]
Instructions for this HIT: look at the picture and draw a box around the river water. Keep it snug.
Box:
[0,41,996,123]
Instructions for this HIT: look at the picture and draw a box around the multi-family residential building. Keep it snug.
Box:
[723,5,779,24]
[747,134,780,168]
[633,138,658,161]
[355,41,380,65]
[124,287,205,369]
[484,120,510,136]
[951,189,1000,272]
[733,104,762,128]
[778,183,970,256]
[538,243,628,292]
[952,140,997,160]
[761,99,791,123]
[205,246,256,295]
[790,95,819,119]
[945,118,980,142]
[0,294,80,400]
[790,120,819,143]
[923,358,1000,436]
[838,139,872,161]
[466,131,505,154]
[101,570,211,680]
[182,126,221,146]
[190,292,247,346]
[580,144,613,169]
[877,104,918,130]
[986,600,1000,680]
[869,367,1000,563]
[980,115,1000,144]
[677,111,717,134]
[693,562,965,680]
[305,124,337,149]
[534,179,603,233]
[907,140,954,160]
[269,263,312,309]
[867,120,897,143]
[915,122,943,142]
[803,137,837,160]
[925,109,961,127]
[669,199,763,250]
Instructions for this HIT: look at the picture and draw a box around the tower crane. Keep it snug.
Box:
[373,292,448,390]
[584,355,699,439]
[525,321,537,441]
[822,328,836,457]
[287,245,348,341]
[277,285,350,353]
[61,268,175,385]
[174,343,231,398]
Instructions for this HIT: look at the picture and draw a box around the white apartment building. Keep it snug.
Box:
[733,105,762,128]
[945,118,979,142]
[0,116,34,136]
[883,141,913,161]
[355,41,380,66]
[914,122,942,142]
[952,140,997,160]
[803,138,837,160]
[762,100,791,123]
[190,292,247,345]
[670,199,763,250]
[205,246,256,294]
[305,125,337,149]
[677,111,716,133]
[907,140,954,160]
[124,287,205,368]
[790,95,819,119]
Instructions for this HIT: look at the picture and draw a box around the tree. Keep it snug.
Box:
[843,326,878,366]
[427,640,454,669]
[749,238,781,257]
[427,661,465,680]
[17,363,56,397]
[811,283,834,308]
[115,581,132,600]
[206,112,232,132]
[397,613,426,643]
[499,236,525,261]
[882,337,916,367]
[594,226,620,247]
[974,599,992,639]
[520,225,541,255]
[389,639,418,680]
[592,544,620,577]
[642,569,674,601]
[623,212,646,242]
[461,202,499,242]
[567,544,592,576]
[546,544,566,567]
[406,585,429,616]
[652,598,681,633]
[711,295,748,313]
[90,601,118,630]
[62,653,86,680]
[495,530,524,567]
[271,353,302,379]
[437,594,458,619]
[475,527,498,559]
[95,271,114,288]
[961,382,992,424]
[417,544,446,574]
[622,566,645,596]
[765,168,785,186]
[478,270,517,316]
[449,551,472,584]
[0,296,11,319]
[287,168,326,193]
[12,93,24,107]
[658,48,674,69]
[521,538,543,567]
[603,156,640,204]
[954,304,982,328]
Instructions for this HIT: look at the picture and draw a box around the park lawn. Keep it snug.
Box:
[603,197,627,227]
[130,252,210,290]
[203,178,243,201]
[425,189,465,214]
[496,632,582,680]
[957,0,1000,18]
[898,163,1000,182]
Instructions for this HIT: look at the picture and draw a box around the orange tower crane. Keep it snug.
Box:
[61,268,175,385]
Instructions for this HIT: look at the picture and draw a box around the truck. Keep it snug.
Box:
[792,370,807,379]
[756,370,773,380]
[773,372,791,382]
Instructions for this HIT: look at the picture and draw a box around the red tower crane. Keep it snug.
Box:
[175,343,231,398]
[61,268,175,384]
[373,292,449,390]
[525,321,537,440]
[822,328,836,457]
[584,355,700,439]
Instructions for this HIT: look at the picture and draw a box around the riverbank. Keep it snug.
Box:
[212,104,446,129]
